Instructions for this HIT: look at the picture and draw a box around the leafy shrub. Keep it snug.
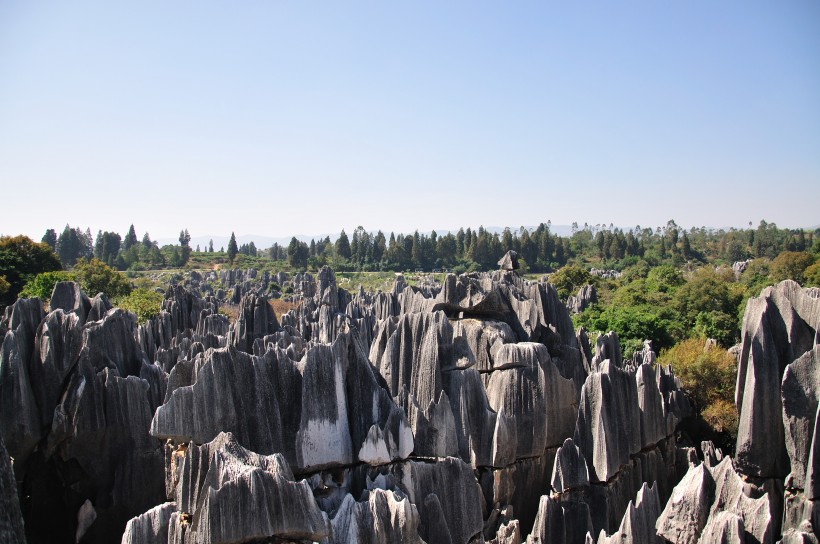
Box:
[659,338,738,450]
[20,271,77,300]
[805,262,820,288]
[575,303,679,354]
[115,289,163,323]
[550,265,594,300]
[770,251,816,285]
[73,258,132,298]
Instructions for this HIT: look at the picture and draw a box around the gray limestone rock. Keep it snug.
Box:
[709,457,772,544]
[567,284,597,315]
[552,438,589,493]
[656,463,716,544]
[0,433,25,544]
[87,292,113,323]
[593,331,622,368]
[228,293,279,354]
[49,281,90,324]
[735,281,820,481]
[450,318,515,372]
[326,489,423,544]
[121,502,176,544]
[396,457,484,544]
[498,251,520,271]
[526,495,566,544]
[153,333,412,473]
[636,363,667,449]
[81,308,148,377]
[32,309,83,430]
[482,449,557,534]
[782,346,820,490]
[0,330,42,471]
[698,511,745,544]
[805,404,820,501]
[573,361,641,482]
[173,432,329,543]
[702,441,724,468]
[601,482,662,544]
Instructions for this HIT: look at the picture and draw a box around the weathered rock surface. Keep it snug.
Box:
[0,433,25,544]
[782,346,820,490]
[153,432,329,544]
[327,489,423,544]
[2,268,709,544]
[657,456,773,544]
[152,332,412,473]
[567,284,597,315]
[735,281,820,481]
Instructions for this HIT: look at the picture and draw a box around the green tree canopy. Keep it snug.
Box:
[0,235,62,309]
[335,230,351,260]
[227,232,238,263]
[770,251,815,285]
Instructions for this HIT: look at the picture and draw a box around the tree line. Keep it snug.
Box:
[281,220,818,273]
[34,220,820,274]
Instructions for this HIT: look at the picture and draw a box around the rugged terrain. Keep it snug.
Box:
[1,254,819,543]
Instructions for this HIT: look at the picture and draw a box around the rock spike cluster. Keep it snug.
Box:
[8,268,818,543]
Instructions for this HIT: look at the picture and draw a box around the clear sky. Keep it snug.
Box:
[1,1,818,241]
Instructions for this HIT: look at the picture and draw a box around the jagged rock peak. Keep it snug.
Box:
[498,250,520,271]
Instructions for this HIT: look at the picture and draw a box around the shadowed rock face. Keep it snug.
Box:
[0,433,25,544]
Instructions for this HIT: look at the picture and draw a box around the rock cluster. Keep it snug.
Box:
[20,266,810,543]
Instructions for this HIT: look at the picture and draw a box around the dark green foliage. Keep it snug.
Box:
[287,237,309,270]
[42,229,57,250]
[576,303,680,355]
[179,229,192,265]
[123,225,139,251]
[673,268,743,346]
[335,230,351,260]
[94,230,122,267]
[56,225,93,266]
[0,235,63,309]
[227,232,238,263]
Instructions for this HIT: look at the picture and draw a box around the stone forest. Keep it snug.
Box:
[1,245,820,543]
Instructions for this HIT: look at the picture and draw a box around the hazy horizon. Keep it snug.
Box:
[2,1,818,240]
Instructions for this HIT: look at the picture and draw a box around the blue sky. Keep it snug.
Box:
[1,1,818,241]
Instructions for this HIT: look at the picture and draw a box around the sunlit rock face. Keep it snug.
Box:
[3,268,751,544]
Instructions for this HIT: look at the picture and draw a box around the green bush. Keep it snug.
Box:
[73,258,132,298]
[115,288,163,323]
[20,271,77,300]
[770,251,816,285]
[805,262,820,287]
[659,338,738,451]
[550,265,594,300]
